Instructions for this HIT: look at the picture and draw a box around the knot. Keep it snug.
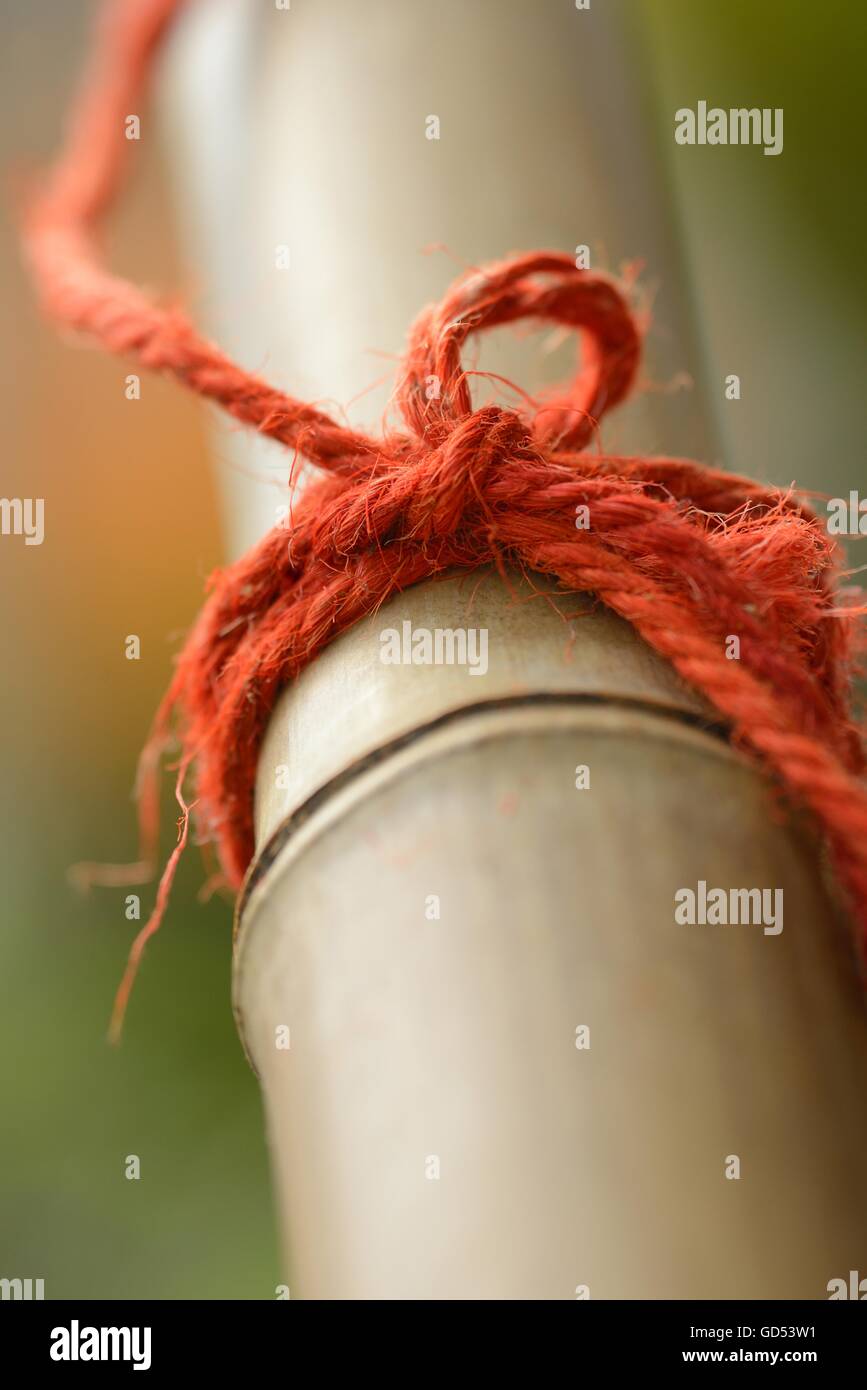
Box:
[395,252,641,454]
[403,404,536,541]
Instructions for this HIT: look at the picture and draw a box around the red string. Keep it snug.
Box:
[21,0,867,1036]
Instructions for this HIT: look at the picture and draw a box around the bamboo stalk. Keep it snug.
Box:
[236,571,867,1299]
[164,0,867,1298]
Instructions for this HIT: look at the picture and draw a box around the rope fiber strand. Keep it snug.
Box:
[21,0,867,1038]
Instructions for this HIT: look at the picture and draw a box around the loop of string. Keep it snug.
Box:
[20,0,867,1040]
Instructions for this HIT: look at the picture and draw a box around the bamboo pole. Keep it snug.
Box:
[164,0,867,1298]
[237,571,866,1300]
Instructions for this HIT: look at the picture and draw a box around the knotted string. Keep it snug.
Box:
[20,0,867,1040]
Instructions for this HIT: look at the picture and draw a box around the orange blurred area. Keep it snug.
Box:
[0,0,276,1300]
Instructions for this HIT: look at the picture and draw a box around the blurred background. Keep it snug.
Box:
[0,0,864,1298]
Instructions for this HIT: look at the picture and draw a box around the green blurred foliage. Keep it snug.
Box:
[637,0,867,501]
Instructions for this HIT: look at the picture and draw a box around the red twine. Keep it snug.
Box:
[21,0,867,1038]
